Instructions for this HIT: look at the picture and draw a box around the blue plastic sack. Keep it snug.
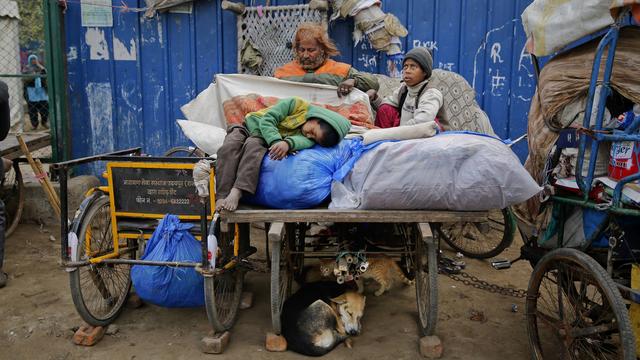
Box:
[245,139,355,209]
[131,214,204,307]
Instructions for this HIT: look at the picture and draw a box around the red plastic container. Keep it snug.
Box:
[609,140,640,180]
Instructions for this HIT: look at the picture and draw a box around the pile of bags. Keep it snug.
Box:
[247,133,541,211]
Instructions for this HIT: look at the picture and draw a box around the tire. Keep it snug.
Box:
[163,146,206,157]
[0,163,24,237]
[270,224,294,335]
[526,248,636,360]
[438,208,515,259]
[204,220,244,333]
[415,223,438,336]
[69,195,132,326]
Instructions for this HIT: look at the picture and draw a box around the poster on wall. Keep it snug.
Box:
[81,0,113,27]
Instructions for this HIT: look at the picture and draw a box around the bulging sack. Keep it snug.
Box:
[330,134,542,211]
[131,214,204,308]
[245,140,354,209]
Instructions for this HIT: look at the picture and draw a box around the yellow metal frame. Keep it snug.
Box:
[86,161,216,264]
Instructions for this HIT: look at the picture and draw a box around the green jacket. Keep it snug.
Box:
[244,97,351,151]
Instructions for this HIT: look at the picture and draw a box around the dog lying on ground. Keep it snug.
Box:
[281,282,366,356]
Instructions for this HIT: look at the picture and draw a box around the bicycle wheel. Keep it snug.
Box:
[0,163,24,237]
[163,146,206,157]
[438,208,515,259]
[415,223,438,336]
[526,248,636,360]
[204,220,244,333]
[69,194,132,326]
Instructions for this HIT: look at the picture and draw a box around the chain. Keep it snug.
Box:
[444,269,528,298]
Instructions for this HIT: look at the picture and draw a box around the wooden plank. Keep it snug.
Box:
[267,222,285,245]
[222,209,487,224]
[418,223,435,245]
[0,133,51,160]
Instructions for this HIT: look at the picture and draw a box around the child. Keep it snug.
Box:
[372,47,444,134]
[215,97,351,211]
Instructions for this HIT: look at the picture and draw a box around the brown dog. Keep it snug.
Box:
[282,282,366,356]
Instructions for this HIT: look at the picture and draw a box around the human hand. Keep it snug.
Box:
[269,141,290,160]
[366,89,378,102]
[338,79,356,97]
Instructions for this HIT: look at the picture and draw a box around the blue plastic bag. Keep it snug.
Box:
[131,214,204,307]
[245,139,355,209]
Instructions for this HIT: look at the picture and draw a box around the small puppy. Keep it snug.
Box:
[282,282,366,357]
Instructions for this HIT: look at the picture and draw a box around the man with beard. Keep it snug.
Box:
[275,23,379,100]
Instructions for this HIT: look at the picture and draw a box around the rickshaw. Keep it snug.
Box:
[53,146,491,351]
[52,150,251,335]
[518,7,640,359]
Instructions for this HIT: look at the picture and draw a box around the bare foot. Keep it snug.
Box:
[215,188,242,212]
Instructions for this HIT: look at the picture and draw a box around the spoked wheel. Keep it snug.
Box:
[205,220,245,333]
[163,146,206,157]
[0,162,24,237]
[287,223,306,283]
[270,223,294,334]
[69,194,132,326]
[526,248,636,360]
[438,208,515,259]
[415,223,438,336]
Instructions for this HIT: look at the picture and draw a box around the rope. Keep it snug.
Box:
[60,0,147,13]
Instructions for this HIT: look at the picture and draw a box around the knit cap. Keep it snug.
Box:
[404,47,433,79]
[306,105,351,139]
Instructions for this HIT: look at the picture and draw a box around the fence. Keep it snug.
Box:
[0,0,50,133]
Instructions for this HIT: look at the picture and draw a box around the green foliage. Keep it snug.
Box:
[17,0,44,48]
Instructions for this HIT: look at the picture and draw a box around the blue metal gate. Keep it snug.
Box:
[64,0,536,173]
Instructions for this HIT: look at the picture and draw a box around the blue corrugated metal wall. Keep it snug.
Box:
[64,0,536,173]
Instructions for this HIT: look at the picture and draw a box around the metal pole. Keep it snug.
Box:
[43,0,69,162]
[59,168,68,261]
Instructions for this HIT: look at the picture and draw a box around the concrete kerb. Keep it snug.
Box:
[21,175,100,225]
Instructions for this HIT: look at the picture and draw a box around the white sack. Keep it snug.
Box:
[330,134,542,211]
[176,120,226,156]
[180,74,373,130]
[521,0,639,56]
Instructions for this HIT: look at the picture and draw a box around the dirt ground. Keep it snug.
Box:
[0,222,534,360]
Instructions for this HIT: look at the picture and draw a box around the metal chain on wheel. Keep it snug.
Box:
[438,257,527,298]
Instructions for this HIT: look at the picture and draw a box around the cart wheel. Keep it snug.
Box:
[526,248,636,360]
[163,146,206,157]
[69,194,132,326]
[287,223,306,282]
[269,223,293,334]
[415,223,438,336]
[205,221,244,333]
[0,162,24,237]
[438,208,515,259]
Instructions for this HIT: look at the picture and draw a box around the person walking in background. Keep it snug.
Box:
[23,54,49,130]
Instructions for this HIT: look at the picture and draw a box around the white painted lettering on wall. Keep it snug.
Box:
[412,40,438,52]
[358,54,378,69]
[113,37,137,61]
[85,28,109,60]
[490,69,506,96]
[438,62,455,71]
[490,42,503,63]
